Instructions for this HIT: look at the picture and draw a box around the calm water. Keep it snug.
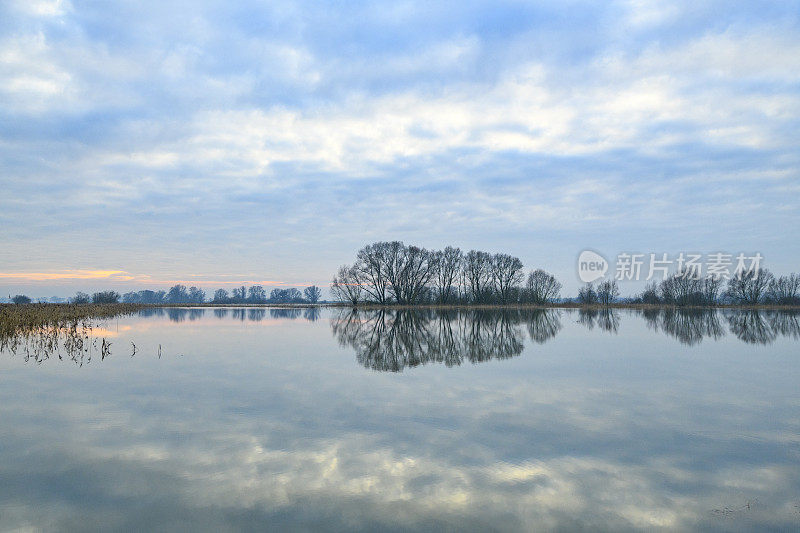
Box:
[1,308,799,532]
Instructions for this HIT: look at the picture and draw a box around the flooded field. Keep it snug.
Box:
[0,307,798,531]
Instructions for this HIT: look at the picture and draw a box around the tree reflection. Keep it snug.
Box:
[303,307,321,322]
[766,310,800,339]
[639,309,726,345]
[162,308,206,322]
[3,307,799,367]
[522,309,563,343]
[725,310,778,345]
[634,309,799,346]
[577,308,620,333]
[270,308,302,319]
[330,309,560,372]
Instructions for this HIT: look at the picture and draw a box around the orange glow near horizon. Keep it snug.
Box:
[0,270,315,288]
[0,270,134,281]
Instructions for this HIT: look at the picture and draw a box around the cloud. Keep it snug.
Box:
[0,1,799,295]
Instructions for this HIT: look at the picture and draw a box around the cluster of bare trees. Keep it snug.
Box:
[726,270,799,305]
[633,270,722,306]
[331,241,562,305]
[577,280,619,305]
[634,269,800,306]
[211,285,322,304]
[60,284,325,305]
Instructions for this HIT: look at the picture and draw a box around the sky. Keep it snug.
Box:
[1,0,799,298]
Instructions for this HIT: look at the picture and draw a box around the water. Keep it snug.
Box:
[1,307,799,531]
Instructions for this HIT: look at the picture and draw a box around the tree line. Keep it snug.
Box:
[331,241,562,305]
[8,284,324,305]
[331,241,800,307]
[631,269,800,306]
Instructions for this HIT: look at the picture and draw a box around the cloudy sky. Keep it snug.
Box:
[1,0,799,297]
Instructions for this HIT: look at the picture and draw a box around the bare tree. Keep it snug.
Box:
[766,273,800,305]
[379,242,437,304]
[434,246,463,303]
[212,289,229,303]
[355,242,390,304]
[637,282,660,304]
[331,265,363,305]
[399,245,438,304]
[231,286,247,302]
[701,277,723,305]
[304,285,322,303]
[92,291,120,304]
[188,286,206,303]
[525,269,562,304]
[269,288,303,303]
[596,279,619,305]
[577,283,597,304]
[726,268,774,304]
[491,253,524,303]
[657,267,727,306]
[71,292,91,304]
[248,285,267,302]
[463,250,493,303]
[286,288,303,302]
[12,295,32,305]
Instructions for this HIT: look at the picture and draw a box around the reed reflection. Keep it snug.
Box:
[1,322,113,366]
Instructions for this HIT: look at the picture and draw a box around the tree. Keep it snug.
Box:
[766,273,800,305]
[247,285,267,303]
[166,284,190,303]
[726,268,774,304]
[304,285,322,303]
[596,280,619,305]
[434,246,462,303]
[659,269,703,306]
[398,245,437,304]
[71,292,91,304]
[121,290,165,304]
[379,242,437,304]
[12,295,31,305]
[231,286,247,302]
[701,277,723,305]
[525,269,562,304]
[577,283,597,304]
[331,265,363,305]
[491,253,524,303]
[212,289,229,303]
[355,242,390,304]
[637,282,660,304]
[188,286,206,304]
[286,288,303,302]
[270,288,288,303]
[92,291,120,304]
[463,250,492,303]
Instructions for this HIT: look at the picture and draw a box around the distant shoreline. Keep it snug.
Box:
[3,302,800,311]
